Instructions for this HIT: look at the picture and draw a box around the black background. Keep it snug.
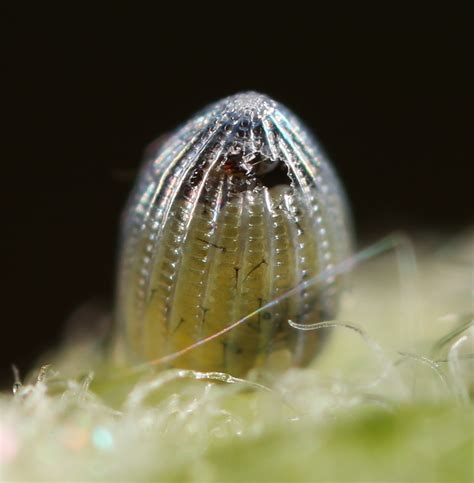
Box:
[1,5,472,385]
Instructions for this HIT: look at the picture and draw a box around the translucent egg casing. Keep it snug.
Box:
[116,92,352,375]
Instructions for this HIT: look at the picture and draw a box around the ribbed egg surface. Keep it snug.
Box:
[116,92,352,376]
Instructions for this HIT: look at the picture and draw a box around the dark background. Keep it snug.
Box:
[1,5,472,385]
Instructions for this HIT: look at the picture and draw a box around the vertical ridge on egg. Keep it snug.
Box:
[116,92,352,375]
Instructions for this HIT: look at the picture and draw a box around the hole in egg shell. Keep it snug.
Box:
[224,147,290,183]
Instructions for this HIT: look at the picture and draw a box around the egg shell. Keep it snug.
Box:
[116,92,352,375]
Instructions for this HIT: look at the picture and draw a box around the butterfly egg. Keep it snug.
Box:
[116,92,352,376]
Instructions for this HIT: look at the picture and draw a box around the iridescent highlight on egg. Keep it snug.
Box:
[116,92,352,376]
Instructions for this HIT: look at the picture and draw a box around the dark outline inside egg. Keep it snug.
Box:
[116,92,353,376]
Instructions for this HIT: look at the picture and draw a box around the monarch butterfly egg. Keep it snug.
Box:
[116,92,352,376]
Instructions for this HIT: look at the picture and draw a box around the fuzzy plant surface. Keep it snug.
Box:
[1,232,473,482]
